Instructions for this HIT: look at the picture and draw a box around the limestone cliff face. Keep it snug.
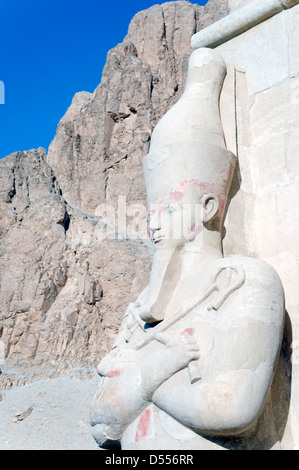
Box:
[47,0,230,214]
[0,0,230,385]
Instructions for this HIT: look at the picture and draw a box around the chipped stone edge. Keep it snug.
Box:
[191,0,299,50]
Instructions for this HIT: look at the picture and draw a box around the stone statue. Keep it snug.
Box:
[90,48,285,450]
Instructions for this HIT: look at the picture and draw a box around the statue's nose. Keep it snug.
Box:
[149,214,162,233]
[149,224,161,234]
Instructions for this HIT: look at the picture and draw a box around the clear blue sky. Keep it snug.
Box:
[0,0,207,159]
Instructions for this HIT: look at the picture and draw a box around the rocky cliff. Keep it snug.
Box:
[0,0,231,387]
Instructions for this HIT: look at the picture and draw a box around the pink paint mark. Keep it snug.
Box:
[135,409,151,442]
[110,348,120,358]
[181,328,194,336]
[166,343,178,349]
[106,369,121,377]
[169,189,184,200]
[189,224,203,241]
[169,179,227,220]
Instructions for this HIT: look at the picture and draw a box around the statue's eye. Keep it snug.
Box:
[146,213,152,223]
[165,206,175,214]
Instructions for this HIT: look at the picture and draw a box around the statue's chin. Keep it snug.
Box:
[139,308,158,323]
[138,304,164,323]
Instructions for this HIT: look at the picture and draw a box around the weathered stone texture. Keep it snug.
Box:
[0,149,68,381]
[0,149,153,386]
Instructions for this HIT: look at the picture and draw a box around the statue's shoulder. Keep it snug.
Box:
[214,255,285,322]
[221,254,284,292]
[202,255,284,315]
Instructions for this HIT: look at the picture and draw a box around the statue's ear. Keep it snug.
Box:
[201,193,219,223]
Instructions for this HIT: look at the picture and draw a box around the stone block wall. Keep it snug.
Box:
[193,0,299,449]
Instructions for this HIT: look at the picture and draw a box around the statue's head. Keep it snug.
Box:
[143,47,237,250]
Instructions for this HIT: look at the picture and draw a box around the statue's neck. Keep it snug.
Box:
[180,230,223,275]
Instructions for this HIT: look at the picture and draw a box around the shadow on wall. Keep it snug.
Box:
[221,156,241,243]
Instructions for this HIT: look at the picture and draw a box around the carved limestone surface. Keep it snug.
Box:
[90,48,285,450]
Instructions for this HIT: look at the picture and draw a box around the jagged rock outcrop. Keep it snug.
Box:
[47,0,230,214]
[0,149,69,384]
[0,148,153,386]
[0,0,231,386]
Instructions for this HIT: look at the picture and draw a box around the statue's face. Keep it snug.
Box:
[147,185,203,248]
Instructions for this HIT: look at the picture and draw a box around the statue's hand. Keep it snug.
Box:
[134,301,153,323]
[139,328,200,400]
[163,328,200,374]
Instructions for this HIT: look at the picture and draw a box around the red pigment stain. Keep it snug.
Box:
[110,349,120,358]
[189,225,203,241]
[135,409,151,442]
[107,369,121,377]
[169,189,184,200]
[169,179,226,219]
[181,328,193,336]
[166,343,178,349]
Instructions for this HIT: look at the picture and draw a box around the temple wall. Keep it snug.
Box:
[192,0,299,449]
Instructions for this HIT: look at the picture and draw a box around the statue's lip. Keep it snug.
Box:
[152,236,165,244]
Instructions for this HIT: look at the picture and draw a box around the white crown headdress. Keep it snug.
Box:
[143,48,237,209]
